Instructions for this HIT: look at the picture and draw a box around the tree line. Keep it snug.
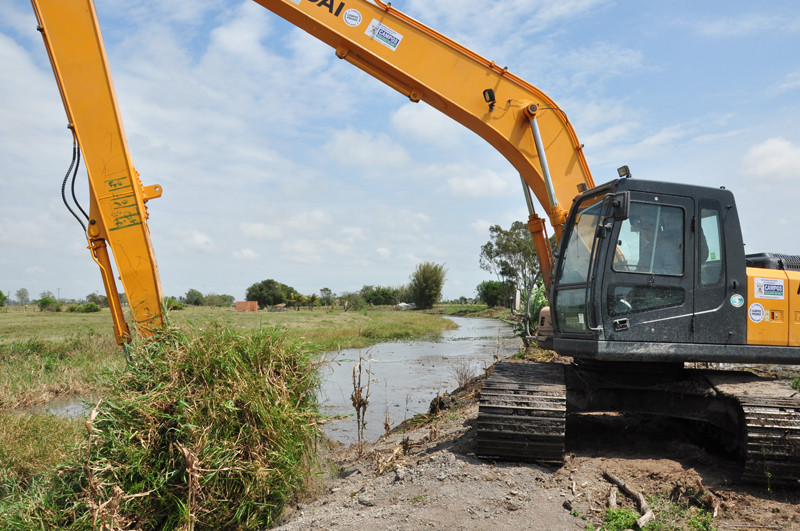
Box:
[244,262,447,311]
[3,222,540,316]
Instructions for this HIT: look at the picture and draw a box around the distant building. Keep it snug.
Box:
[235,301,258,312]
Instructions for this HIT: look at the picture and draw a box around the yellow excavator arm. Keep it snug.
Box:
[32,0,594,342]
[32,0,164,343]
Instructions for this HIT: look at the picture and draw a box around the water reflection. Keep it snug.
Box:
[318,316,517,444]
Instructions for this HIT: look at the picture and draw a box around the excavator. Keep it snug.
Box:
[31,0,800,484]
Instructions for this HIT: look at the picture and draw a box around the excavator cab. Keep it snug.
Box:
[551,177,747,361]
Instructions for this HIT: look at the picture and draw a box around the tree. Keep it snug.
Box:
[409,262,447,310]
[480,221,544,339]
[245,279,296,309]
[15,288,30,305]
[479,221,539,295]
[184,289,205,306]
[319,287,334,307]
[0,290,6,307]
[339,292,365,312]
[38,296,61,312]
[307,294,319,310]
[87,292,109,308]
[288,292,305,311]
[360,285,398,306]
[204,293,235,307]
[476,280,507,308]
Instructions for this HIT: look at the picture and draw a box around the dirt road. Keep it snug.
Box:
[276,373,800,530]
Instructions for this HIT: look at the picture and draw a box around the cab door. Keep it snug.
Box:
[600,193,695,343]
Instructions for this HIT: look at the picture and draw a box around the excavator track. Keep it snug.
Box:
[476,361,800,485]
[475,361,566,464]
[706,373,800,485]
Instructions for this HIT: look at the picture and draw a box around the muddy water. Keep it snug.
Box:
[19,317,518,447]
[319,316,517,445]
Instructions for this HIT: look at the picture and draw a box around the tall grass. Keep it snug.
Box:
[1,324,321,529]
[0,335,122,409]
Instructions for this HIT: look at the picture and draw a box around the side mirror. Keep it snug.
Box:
[611,191,630,221]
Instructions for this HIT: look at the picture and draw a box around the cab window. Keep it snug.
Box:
[612,203,684,276]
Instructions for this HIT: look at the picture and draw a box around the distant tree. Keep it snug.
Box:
[360,285,398,306]
[339,292,365,312]
[395,284,412,304]
[38,297,61,312]
[307,294,319,310]
[40,290,55,300]
[245,279,296,309]
[86,292,109,308]
[163,296,185,310]
[409,262,447,310]
[476,280,507,308]
[204,293,235,307]
[15,288,29,305]
[0,290,6,307]
[479,221,539,296]
[288,292,305,311]
[319,287,334,307]
[184,289,205,306]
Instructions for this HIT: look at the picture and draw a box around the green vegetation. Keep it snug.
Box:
[0,335,122,409]
[0,306,458,526]
[601,507,640,530]
[0,290,6,307]
[792,376,800,392]
[1,324,320,528]
[599,494,716,531]
[37,296,61,312]
[245,278,298,308]
[409,262,447,310]
[476,280,507,307]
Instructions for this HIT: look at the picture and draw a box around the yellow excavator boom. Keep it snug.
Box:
[32,0,164,344]
[31,0,594,340]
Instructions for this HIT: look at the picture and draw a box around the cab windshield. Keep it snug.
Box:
[553,193,606,334]
[556,194,605,285]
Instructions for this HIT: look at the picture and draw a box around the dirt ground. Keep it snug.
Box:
[276,371,800,531]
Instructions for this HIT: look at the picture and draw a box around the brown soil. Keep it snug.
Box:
[277,371,800,531]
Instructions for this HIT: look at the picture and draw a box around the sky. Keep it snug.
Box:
[2,0,800,304]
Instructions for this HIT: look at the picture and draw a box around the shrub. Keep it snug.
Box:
[79,302,101,313]
[37,297,61,312]
[409,262,447,310]
[15,324,320,529]
[163,297,185,310]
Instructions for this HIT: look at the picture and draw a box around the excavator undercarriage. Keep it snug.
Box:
[477,360,800,485]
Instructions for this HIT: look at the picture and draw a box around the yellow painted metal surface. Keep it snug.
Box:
[32,0,164,342]
[789,271,800,347]
[253,0,595,283]
[746,268,790,346]
[32,0,596,341]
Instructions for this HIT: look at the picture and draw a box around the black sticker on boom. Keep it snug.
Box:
[307,0,346,17]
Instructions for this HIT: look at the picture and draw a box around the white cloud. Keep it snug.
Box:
[239,222,283,240]
[180,230,216,253]
[446,169,511,198]
[772,71,800,95]
[390,104,466,147]
[322,128,410,170]
[693,15,799,38]
[742,137,800,181]
[233,248,258,261]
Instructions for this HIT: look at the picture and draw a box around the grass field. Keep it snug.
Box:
[0,303,469,528]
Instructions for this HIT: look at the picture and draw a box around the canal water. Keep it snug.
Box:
[318,316,517,445]
[19,316,518,447]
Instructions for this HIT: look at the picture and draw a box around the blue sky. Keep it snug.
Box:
[2,0,799,304]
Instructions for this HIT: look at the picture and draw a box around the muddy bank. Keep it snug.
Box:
[279,366,800,530]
